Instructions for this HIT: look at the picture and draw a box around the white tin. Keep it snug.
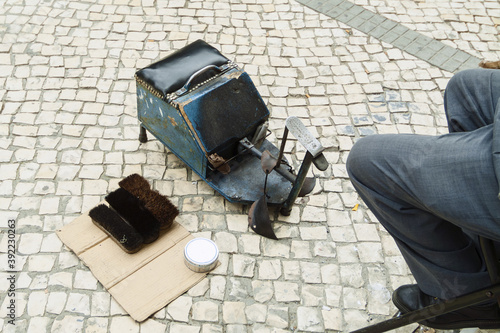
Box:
[184,238,219,273]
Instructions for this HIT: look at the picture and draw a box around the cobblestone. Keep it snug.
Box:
[1,0,499,332]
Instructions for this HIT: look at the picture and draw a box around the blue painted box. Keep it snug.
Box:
[136,66,269,176]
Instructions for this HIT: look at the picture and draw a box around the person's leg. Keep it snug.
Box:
[444,68,500,132]
[345,68,500,300]
[346,125,500,300]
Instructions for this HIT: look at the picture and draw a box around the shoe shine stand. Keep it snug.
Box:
[352,236,500,333]
[135,40,327,240]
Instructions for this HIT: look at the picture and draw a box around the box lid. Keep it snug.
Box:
[135,39,230,100]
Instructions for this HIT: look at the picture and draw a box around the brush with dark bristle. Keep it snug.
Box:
[105,188,160,244]
[119,174,179,230]
[89,204,144,254]
[119,173,151,195]
[142,190,179,230]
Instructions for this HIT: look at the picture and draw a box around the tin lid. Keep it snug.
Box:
[184,238,219,265]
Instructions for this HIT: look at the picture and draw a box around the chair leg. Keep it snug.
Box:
[351,283,500,333]
[480,236,500,308]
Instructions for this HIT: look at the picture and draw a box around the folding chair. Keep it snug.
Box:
[352,236,500,333]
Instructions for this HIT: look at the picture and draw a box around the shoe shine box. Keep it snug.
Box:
[134,39,269,182]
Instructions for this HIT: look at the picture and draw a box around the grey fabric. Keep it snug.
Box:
[346,69,500,300]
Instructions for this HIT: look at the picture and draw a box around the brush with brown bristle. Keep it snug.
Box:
[142,189,179,230]
[89,204,144,254]
[105,188,161,244]
[118,173,151,194]
[119,173,179,230]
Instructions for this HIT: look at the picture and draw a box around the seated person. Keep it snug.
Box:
[346,68,500,329]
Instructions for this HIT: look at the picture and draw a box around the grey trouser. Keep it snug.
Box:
[346,69,500,300]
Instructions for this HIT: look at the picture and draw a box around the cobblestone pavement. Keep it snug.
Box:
[0,0,499,332]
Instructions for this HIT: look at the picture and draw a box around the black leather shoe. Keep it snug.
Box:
[393,284,500,329]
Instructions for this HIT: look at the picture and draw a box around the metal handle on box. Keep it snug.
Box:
[175,63,230,97]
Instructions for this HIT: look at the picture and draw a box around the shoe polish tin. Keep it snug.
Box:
[184,238,219,273]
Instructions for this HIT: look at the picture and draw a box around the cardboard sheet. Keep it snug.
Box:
[57,206,208,322]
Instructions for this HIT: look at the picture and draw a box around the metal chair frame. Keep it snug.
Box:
[352,236,500,333]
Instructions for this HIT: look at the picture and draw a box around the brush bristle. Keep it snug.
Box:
[119,174,179,230]
[143,190,179,230]
[89,204,143,253]
[105,188,160,244]
[119,173,150,197]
